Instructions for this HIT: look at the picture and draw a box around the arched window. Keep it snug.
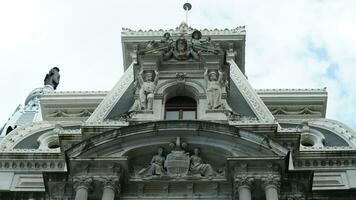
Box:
[165,96,197,120]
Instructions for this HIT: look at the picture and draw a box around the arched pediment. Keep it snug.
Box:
[67,121,288,160]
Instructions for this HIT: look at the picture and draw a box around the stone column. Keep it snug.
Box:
[73,176,93,200]
[99,176,120,200]
[262,175,280,200]
[234,176,254,200]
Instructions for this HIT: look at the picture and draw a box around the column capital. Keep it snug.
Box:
[261,173,281,190]
[234,174,254,189]
[73,176,93,191]
[96,176,120,191]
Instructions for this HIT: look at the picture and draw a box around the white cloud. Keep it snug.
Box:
[0,0,355,130]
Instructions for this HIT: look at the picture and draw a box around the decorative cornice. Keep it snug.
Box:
[85,62,134,126]
[279,118,356,147]
[256,88,327,93]
[122,26,246,37]
[228,59,275,123]
[0,159,65,172]
[0,121,81,150]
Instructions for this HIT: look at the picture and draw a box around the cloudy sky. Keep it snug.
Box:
[0,0,355,130]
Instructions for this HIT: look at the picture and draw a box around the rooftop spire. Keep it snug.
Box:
[183,1,192,25]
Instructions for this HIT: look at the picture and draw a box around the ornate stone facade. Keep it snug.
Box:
[0,15,355,200]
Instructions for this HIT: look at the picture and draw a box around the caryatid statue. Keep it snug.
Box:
[44,67,60,90]
[204,68,223,109]
[138,69,159,110]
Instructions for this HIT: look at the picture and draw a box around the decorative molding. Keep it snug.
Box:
[228,59,275,123]
[279,118,356,148]
[0,160,65,172]
[122,26,246,37]
[85,62,134,126]
[0,121,53,150]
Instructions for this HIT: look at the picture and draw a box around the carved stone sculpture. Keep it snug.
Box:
[138,69,159,110]
[44,67,60,90]
[139,147,166,176]
[204,69,223,109]
[190,148,216,177]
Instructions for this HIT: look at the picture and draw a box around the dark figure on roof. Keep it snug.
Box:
[44,67,60,90]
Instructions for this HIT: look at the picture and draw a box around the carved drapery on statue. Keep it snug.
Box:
[137,69,159,110]
[204,69,224,109]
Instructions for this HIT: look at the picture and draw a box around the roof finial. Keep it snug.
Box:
[183,1,192,26]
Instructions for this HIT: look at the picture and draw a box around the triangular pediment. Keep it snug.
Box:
[85,63,134,126]
[227,58,276,123]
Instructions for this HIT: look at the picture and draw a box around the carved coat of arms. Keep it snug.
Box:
[164,150,190,176]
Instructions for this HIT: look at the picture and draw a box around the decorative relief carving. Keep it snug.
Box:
[138,25,222,62]
[47,109,93,118]
[270,106,322,115]
[139,147,166,177]
[190,148,217,177]
[136,137,222,179]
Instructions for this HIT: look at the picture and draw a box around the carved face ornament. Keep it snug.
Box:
[209,72,218,81]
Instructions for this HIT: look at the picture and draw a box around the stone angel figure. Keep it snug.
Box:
[138,69,159,110]
[204,68,223,109]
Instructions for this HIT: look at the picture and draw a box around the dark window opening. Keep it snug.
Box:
[6,126,13,135]
[165,96,197,120]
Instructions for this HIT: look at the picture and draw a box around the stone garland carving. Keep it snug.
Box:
[47,109,93,118]
[204,68,224,110]
[86,63,134,125]
[228,59,275,123]
[138,69,159,110]
[270,107,321,115]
